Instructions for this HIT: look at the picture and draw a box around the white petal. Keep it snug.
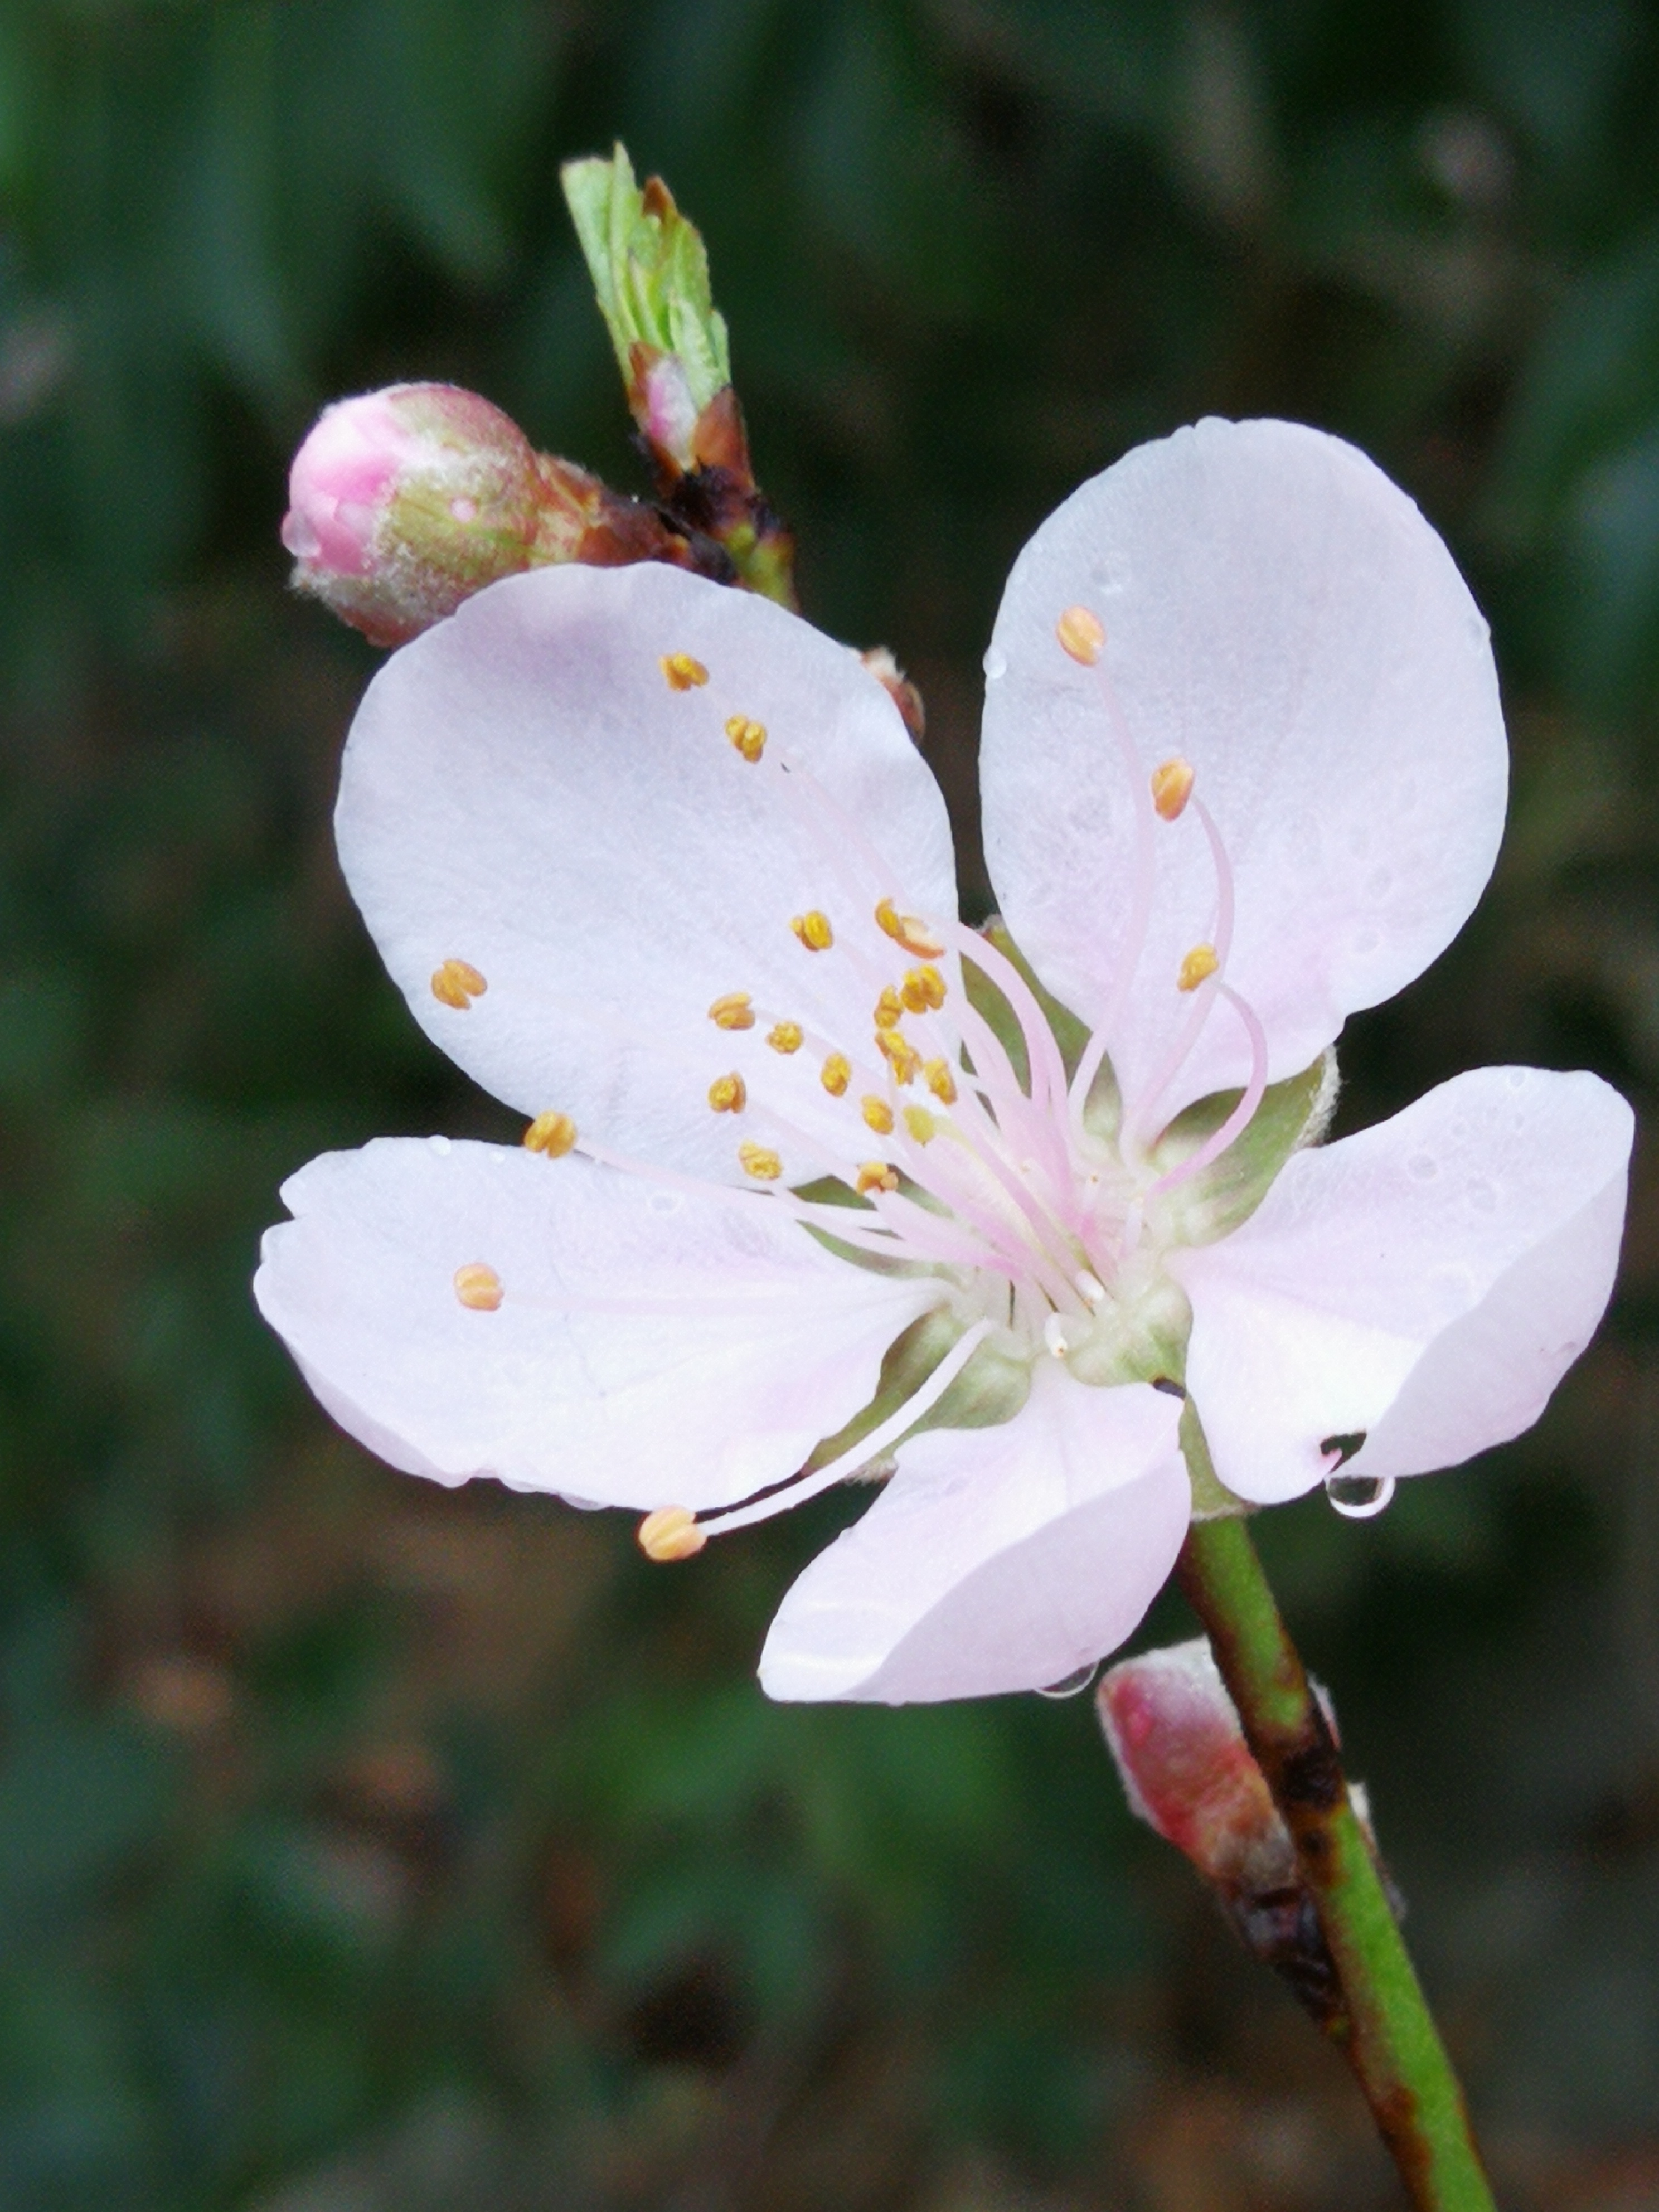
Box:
[337,561,958,1185]
[980,419,1508,1124]
[254,1138,939,1508]
[1171,1066,1633,1504]
[759,1364,1189,1704]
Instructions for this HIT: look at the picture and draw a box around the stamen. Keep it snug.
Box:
[453,1262,503,1311]
[707,1073,747,1113]
[431,958,487,1010]
[1056,605,1105,665]
[901,964,947,1012]
[709,991,756,1030]
[1178,943,1219,993]
[1076,1270,1108,1306]
[791,910,834,950]
[862,1097,896,1135]
[661,652,709,691]
[821,1053,851,1096]
[694,1318,995,1537]
[874,985,904,1027]
[724,715,766,761]
[924,1058,958,1105]
[523,1110,578,1157]
[1042,1313,1071,1357]
[767,1021,803,1054]
[738,1142,782,1180]
[857,1161,899,1195]
[1151,756,1195,821]
[1147,984,1270,1199]
[1126,797,1240,1156]
[874,898,945,959]
[638,1506,707,1562]
[903,1105,938,1144]
[875,1029,923,1085]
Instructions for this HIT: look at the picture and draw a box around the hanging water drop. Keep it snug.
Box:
[1037,1661,1099,1700]
[983,646,1008,681]
[1325,1472,1396,1520]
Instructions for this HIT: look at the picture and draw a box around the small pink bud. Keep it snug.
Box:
[281,384,548,646]
[1098,1636,1297,1894]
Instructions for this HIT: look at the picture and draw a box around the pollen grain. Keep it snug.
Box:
[724,715,767,762]
[1056,605,1105,665]
[661,652,709,691]
[707,1072,747,1113]
[708,991,756,1030]
[766,1021,803,1054]
[523,1110,578,1157]
[453,1262,503,1311]
[862,1095,896,1136]
[791,910,834,951]
[1178,943,1220,992]
[638,1506,707,1562]
[1151,757,1195,821]
[738,1141,784,1181]
[820,1052,851,1097]
[431,958,487,1009]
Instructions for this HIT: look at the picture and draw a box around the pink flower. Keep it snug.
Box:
[255,419,1632,1704]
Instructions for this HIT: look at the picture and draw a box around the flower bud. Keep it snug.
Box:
[1098,1635,1297,1894]
[282,383,691,646]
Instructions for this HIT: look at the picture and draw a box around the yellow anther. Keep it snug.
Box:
[707,1071,747,1113]
[453,1262,503,1312]
[924,1058,958,1105]
[862,1095,896,1135]
[876,1028,923,1085]
[738,1141,783,1181]
[1178,942,1220,992]
[1151,756,1195,821]
[708,990,756,1030]
[661,652,709,691]
[821,1052,851,1097]
[902,1105,938,1144]
[766,1021,803,1054]
[790,909,834,950]
[874,898,945,959]
[874,985,904,1029]
[431,958,487,1010]
[1056,604,1105,665]
[856,1161,899,1195]
[724,714,767,762]
[901,964,947,1012]
[638,1506,707,1563]
[523,1110,578,1158]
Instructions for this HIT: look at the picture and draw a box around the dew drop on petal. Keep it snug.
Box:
[428,1134,452,1155]
[1325,1472,1396,1520]
[1037,1662,1100,1700]
[983,646,1007,681]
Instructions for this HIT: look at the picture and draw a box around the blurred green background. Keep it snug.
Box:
[2,3,1658,2206]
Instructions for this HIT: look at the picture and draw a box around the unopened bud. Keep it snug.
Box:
[282,384,549,644]
[282,382,683,647]
[1098,1636,1295,1894]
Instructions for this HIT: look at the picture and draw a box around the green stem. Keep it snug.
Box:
[1175,1514,1496,2212]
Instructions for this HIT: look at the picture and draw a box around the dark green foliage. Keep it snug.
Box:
[1,2,1658,2203]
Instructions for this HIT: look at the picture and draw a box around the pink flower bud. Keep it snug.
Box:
[1098,1636,1297,1894]
[281,385,548,646]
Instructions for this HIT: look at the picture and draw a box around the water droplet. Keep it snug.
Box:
[1325,1472,1396,1520]
[983,646,1008,681]
[1037,1662,1100,1700]
[428,1133,452,1154]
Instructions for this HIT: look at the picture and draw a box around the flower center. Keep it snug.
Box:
[459,612,1271,1548]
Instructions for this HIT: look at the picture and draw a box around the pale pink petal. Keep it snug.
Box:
[1171,1066,1633,1505]
[980,419,1507,1125]
[759,1365,1189,1704]
[337,561,958,1185]
[254,1137,939,1508]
